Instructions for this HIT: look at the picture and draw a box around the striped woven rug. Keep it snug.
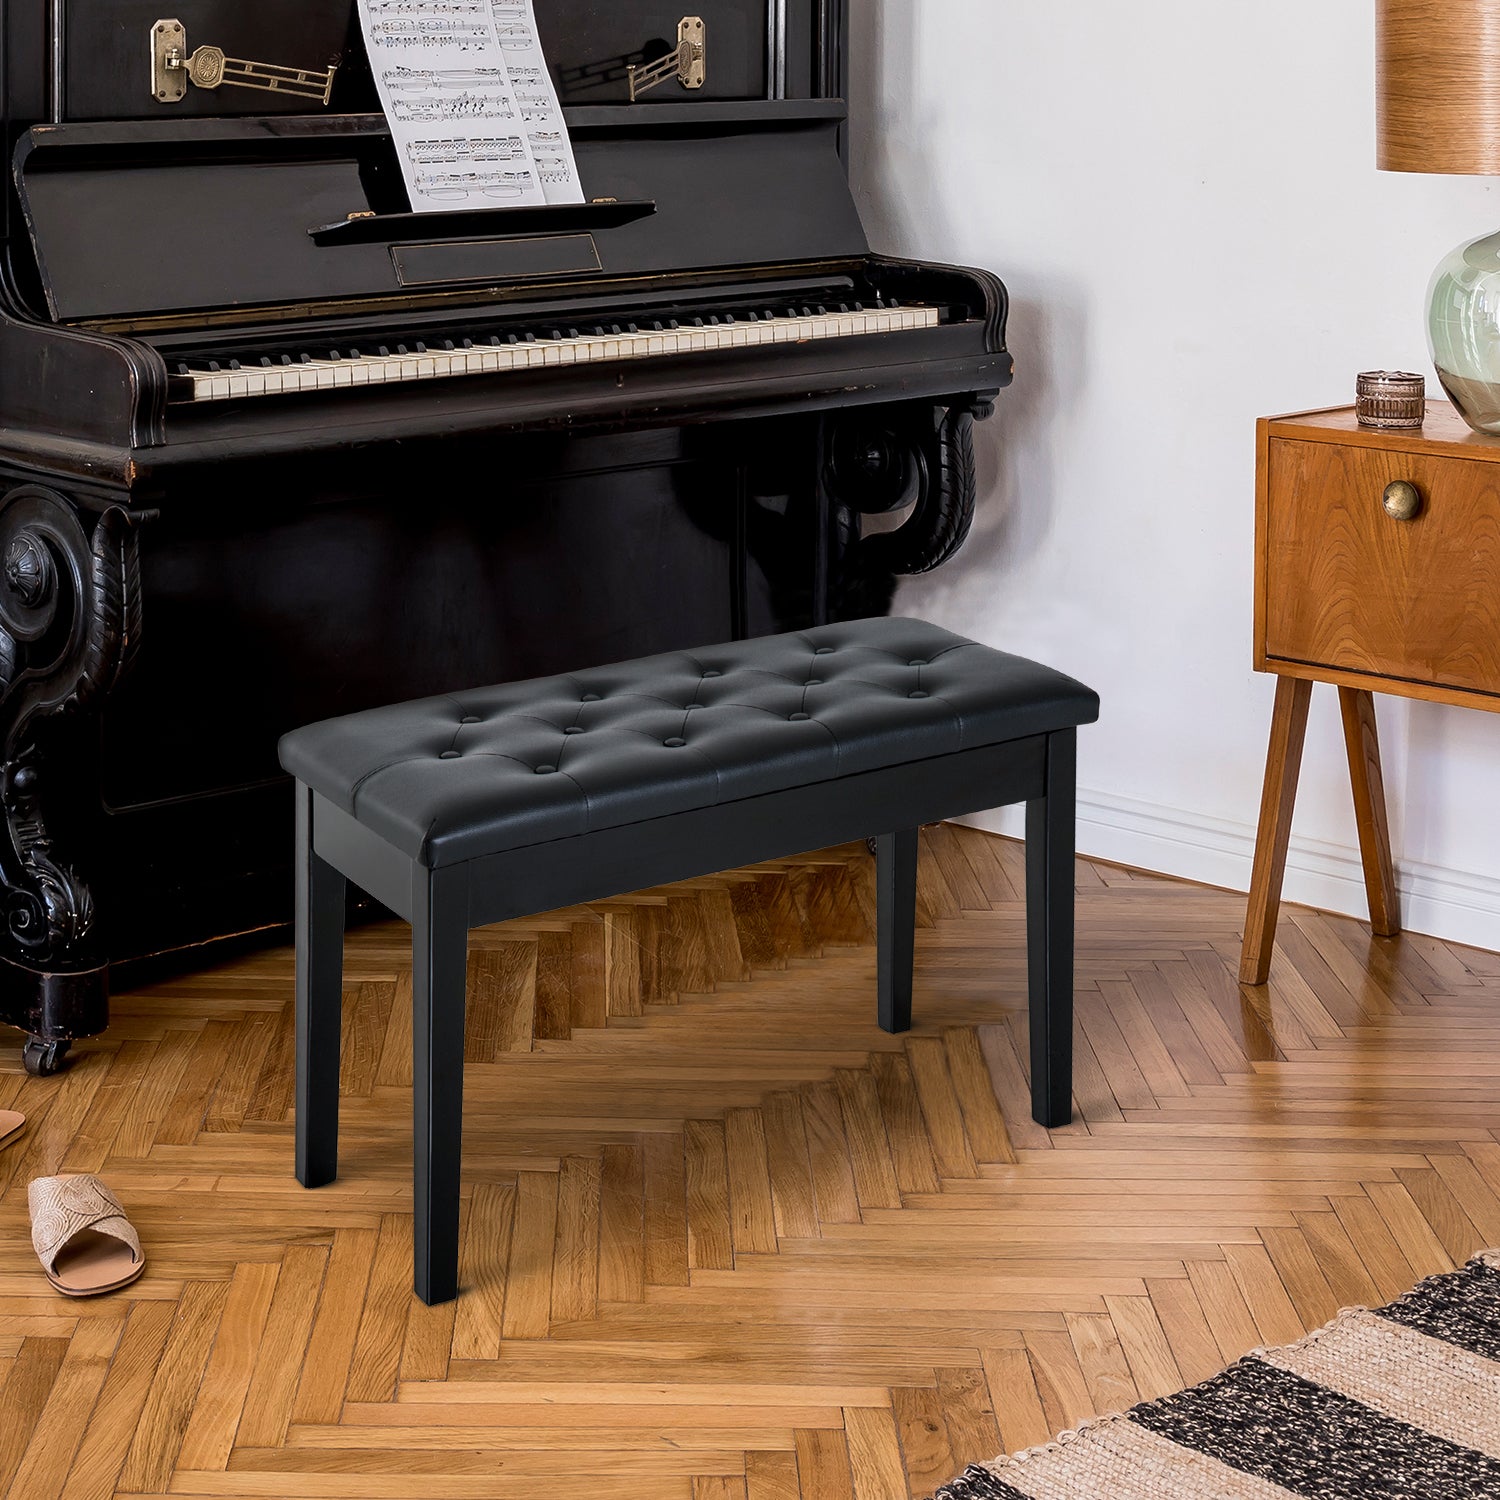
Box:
[933,1249,1500,1500]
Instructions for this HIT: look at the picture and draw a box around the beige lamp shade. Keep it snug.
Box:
[1378,0,1500,172]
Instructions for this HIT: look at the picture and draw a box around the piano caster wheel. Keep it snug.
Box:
[866,836,879,857]
[22,1037,71,1078]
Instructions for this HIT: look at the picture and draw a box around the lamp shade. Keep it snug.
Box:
[1378,0,1500,173]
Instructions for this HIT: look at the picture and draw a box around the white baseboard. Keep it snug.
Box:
[967,789,1500,954]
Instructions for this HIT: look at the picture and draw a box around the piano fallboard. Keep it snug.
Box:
[14,106,863,325]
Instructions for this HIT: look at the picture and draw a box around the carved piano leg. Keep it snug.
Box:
[825,394,995,614]
[0,487,144,1073]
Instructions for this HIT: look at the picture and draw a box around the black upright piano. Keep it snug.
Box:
[0,0,1010,1072]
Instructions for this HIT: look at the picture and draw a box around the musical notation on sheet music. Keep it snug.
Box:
[367,20,493,51]
[368,0,489,12]
[490,0,582,204]
[383,65,507,90]
[405,135,531,165]
[359,0,549,208]
[389,89,515,122]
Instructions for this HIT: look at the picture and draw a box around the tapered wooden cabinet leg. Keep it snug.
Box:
[1338,686,1400,938]
[876,828,918,1033]
[1239,676,1313,986]
[412,863,471,1306]
[295,782,346,1189]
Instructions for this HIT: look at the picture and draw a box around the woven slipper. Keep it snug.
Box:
[0,1110,22,1149]
[28,1174,145,1297]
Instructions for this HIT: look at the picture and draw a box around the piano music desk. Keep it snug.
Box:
[1241,402,1500,984]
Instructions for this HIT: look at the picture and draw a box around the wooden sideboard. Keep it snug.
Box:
[1241,401,1500,984]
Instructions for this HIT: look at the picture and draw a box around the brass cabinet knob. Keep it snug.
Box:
[1382,479,1423,521]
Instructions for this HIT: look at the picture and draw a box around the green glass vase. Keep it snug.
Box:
[1429,228,1500,434]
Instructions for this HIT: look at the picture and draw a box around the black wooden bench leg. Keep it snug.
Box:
[876,827,919,1033]
[296,782,346,1189]
[412,864,471,1306]
[1026,729,1076,1129]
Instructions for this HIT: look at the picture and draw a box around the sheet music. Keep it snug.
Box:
[492,0,584,204]
[359,0,547,210]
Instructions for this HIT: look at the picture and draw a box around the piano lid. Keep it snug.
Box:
[14,103,866,324]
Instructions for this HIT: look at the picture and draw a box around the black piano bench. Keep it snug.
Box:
[278,618,1099,1305]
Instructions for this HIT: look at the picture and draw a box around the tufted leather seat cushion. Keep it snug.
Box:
[279,617,1099,868]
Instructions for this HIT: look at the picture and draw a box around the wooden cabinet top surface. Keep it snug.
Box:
[1265,401,1500,460]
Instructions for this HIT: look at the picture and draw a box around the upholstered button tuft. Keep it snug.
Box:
[535,764,557,774]
[806,678,822,687]
[580,693,601,702]
[460,715,481,724]
[440,750,461,759]
[789,712,810,721]
[908,690,928,699]
[664,737,686,747]
[908,660,926,668]
[814,646,834,655]
[563,725,584,735]
[684,702,702,711]
[702,669,721,678]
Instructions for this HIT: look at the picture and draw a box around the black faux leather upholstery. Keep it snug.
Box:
[279,618,1099,868]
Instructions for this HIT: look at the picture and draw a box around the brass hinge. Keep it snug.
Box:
[150,19,338,106]
[627,17,706,102]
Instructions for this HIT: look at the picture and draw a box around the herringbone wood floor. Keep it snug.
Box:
[2,825,1499,1500]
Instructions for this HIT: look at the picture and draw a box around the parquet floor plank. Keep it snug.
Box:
[2,825,1497,1498]
[890,1386,958,1499]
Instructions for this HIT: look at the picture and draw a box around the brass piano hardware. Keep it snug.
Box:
[347,212,377,221]
[150,19,338,106]
[626,17,705,102]
[1382,479,1423,521]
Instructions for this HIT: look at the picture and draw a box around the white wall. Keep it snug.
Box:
[849,0,1500,949]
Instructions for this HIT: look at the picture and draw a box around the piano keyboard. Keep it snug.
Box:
[171,302,940,403]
